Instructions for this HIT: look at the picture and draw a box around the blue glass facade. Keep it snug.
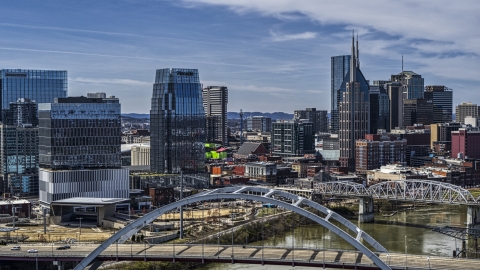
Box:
[331,55,351,133]
[0,69,67,121]
[150,68,206,174]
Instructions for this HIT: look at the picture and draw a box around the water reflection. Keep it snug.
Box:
[253,204,466,256]
[202,204,469,269]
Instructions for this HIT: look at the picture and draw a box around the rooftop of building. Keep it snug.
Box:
[51,197,130,206]
[0,199,30,205]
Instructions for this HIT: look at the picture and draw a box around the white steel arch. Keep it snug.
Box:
[74,186,390,270]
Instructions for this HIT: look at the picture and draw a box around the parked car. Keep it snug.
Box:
[10,246,21,250]
[56,246,66,250]
[27,249,38,253]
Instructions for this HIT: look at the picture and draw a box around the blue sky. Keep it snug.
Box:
[0,0,479,114]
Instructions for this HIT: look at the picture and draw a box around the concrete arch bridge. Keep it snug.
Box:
[74,186,392,270]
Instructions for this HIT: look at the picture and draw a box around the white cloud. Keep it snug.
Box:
[270,30,317,42]
[70,77,151,86]
[185,0,480,55]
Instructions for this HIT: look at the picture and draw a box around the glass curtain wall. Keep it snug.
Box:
[150,68,206,174]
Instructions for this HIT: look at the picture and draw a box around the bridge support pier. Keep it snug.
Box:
[358,197,374,223]
[53,261,65,270]
[467,205,480,227]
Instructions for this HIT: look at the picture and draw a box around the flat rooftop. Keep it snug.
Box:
[51,197,130,207]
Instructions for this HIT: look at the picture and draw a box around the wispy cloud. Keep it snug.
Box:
[270,30,317,42]
[70,77,151,86]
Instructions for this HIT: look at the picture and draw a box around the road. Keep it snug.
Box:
[2,244,480,269]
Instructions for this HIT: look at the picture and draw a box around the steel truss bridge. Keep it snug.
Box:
[75,186,392,270]
[315,180,480,205]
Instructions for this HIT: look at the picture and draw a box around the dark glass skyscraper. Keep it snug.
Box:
[202,86,228,145]
[331,55,351,133]
[424,85,453,123]
[0,69,67,121]
[0,99,39,195]
[150,69,206,174]
[38,96,121,170]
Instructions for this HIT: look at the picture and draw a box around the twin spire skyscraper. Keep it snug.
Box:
[339,31,370,171]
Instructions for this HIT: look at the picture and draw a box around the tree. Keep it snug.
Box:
[131,235,136,242]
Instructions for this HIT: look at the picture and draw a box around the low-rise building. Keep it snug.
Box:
[244,162,277,183]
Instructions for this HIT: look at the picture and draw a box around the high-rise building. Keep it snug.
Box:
[403,99,434,126]
[271,120,315,157]
[339,34,370,171]
[424,86,453,123]
[150,69,206,174]
[391,71,424,100]
[0,69,67,121]
[331,55,351,133]
[369,85,390,133]
[202,86,228,145]
[0,99,39,195]
[246,116,271,132]
[387,82,403,130]
[294,108,328,133]
[455,102,478,124]
[38,95,128,205]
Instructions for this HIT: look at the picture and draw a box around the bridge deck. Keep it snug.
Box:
[1,244,480,269]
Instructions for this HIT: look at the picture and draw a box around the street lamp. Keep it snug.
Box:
[77,217,83,234]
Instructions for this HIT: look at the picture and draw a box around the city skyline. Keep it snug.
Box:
[0,1,479,113]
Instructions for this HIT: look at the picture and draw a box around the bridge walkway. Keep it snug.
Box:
[3,244,480,269]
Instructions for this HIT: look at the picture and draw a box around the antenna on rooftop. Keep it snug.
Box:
[402,55,404,72]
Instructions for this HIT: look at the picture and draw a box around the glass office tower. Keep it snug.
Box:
[150,69,206,174]
[38,96,121,170]
[331,55,351,133]
[0,69,67,121]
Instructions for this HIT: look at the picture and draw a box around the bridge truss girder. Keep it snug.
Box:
[74,186,391,270]
[316,180,478,205]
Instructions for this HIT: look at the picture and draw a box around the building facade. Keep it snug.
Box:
[455,102,478,124]
[294,108,328,133]
[271,120,315,157]
[451,129,480,159]
[369,85,390,133]
[38,95,128,205]
[150,68,206,174]
[131,144,150,166]
[0,69,67,121]
[0,98,39,195]
[202,86,228,145]
[403,98,434,126]
[331,55,351,133]
[424,86,453,123]
[246,116,271,132]
[339,35,370,171]
[387,82,403,130]
[391,71,424,100]
[355,134,407,174]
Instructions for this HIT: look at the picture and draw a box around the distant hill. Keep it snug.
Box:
[122,113,150,119]
[228,112,293,120]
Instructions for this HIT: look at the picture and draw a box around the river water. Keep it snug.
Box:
[200,204,471,270]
